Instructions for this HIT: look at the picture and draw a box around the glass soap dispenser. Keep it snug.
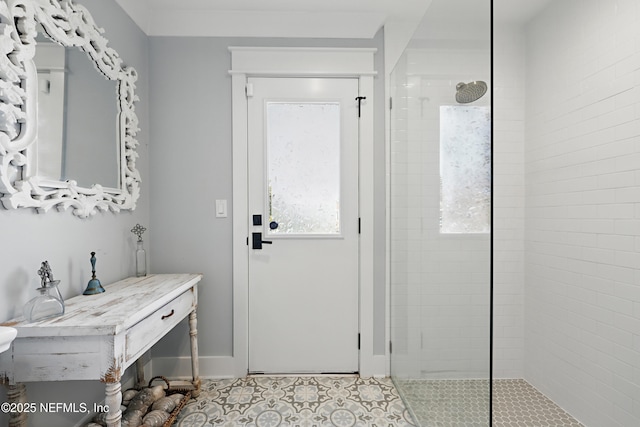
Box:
[131,223,147,277]
[24,261,65,323]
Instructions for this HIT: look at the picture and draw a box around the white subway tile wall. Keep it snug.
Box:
[524,1,640,426]
[494,24,527,380]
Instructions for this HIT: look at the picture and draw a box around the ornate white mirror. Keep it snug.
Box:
[0,0,140,218]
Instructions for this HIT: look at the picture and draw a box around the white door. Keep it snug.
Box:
[247,77,360,374]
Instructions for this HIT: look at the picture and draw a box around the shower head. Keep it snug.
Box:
[455,81,487,103]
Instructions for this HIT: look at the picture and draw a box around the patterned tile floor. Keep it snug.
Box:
[175,376,416,427]
[395,378,584,427]
[174,377,583,427]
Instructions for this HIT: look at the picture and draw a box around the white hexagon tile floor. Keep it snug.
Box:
[174,376,584,427]
[174,376,416,427]
[492,379,584,427]
[395,378,584,427]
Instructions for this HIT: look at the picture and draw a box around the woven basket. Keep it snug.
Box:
[147,376,193,427]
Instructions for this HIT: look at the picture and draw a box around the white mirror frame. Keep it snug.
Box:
[0,0,140,218]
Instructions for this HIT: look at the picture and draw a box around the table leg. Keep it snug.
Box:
[6,383,27,427]
[104,381,122,427]
[135,358,146,388]
[188,309,201,397]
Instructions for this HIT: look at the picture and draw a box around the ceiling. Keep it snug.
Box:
[115,0,554,38]
[493,0,554,24]
[114,0,430,38]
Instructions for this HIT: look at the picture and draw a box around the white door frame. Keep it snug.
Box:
[230,46,378,377]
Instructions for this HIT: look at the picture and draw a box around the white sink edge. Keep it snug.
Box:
[0,326,18,354]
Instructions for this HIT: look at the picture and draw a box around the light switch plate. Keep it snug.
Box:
[215,199,227,218]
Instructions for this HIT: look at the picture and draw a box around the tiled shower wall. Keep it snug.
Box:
[390,43,491,380]
[524,1,640,426]
[493,25,526,379]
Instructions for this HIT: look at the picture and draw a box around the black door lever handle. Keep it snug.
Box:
[252,232,273,249]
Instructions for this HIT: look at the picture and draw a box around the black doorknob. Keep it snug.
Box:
[252,232,273,249]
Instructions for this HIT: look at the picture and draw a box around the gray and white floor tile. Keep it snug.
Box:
[175,377,583,427]
[175,376,416,427]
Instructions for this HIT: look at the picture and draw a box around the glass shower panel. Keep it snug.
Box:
[389,0,491,425]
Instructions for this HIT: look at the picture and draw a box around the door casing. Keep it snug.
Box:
[230,46,379,377]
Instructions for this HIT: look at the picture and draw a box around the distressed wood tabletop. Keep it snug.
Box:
[1,273,203,337]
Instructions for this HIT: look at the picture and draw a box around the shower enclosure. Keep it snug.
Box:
[389,0,492,425]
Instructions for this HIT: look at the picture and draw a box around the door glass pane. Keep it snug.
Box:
[266,102,341,235]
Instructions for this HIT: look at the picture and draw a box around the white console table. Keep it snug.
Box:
[0,273,202,427]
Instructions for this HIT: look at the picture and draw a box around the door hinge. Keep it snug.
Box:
[358,218,361,234]
[389,96,393,110]
[389,341,392,354]
[355,96,366,117]
[245,83,254,98]
[358,333,361,350]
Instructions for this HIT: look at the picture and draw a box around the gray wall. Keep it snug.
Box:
[0,0,149,425]
[1,3,386,423]
[148,32,387,361]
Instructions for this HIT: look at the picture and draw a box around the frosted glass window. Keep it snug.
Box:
[266,102,341,235]
[440,106,491,233]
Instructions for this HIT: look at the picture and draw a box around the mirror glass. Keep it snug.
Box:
[34,38,119,189]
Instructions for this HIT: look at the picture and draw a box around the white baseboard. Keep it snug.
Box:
[151,355,236,379]
[370,354,388,377]
[151,355,388,380]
